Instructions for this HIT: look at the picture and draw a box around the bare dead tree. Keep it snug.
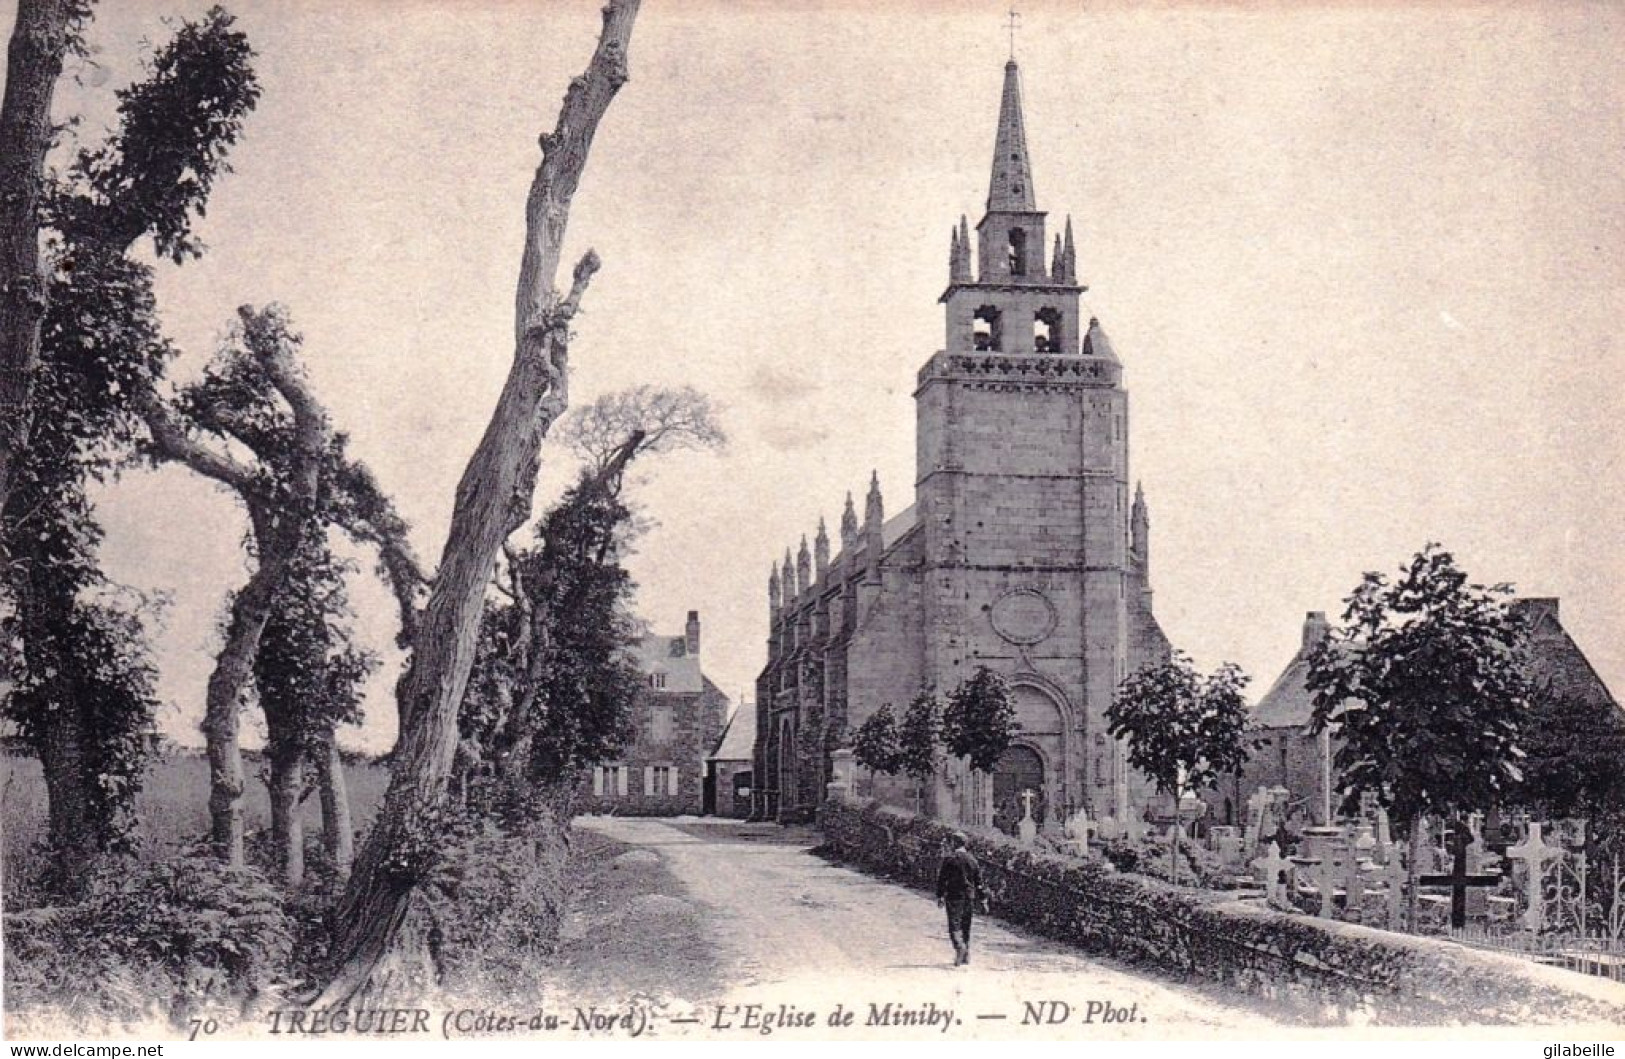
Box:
[313,0,641,1005]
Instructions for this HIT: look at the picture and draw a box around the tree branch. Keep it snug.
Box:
[138,393,261,496]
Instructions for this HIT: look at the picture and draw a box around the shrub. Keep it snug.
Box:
[4,855,292,1030]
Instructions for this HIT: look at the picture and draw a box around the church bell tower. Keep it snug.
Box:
[917,59,1149,824]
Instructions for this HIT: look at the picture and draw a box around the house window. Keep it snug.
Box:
[646,764,678,797]
[649,705,674,744]
[649,671,667,690]
[593,764,628,797]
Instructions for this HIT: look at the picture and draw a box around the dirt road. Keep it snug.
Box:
[566,815,1282,1038]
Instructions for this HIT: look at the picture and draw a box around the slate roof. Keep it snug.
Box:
[1252,611,1331,730]
[709,704,756,763]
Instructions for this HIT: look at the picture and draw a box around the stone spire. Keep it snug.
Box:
[1051,233,1065,279]
[987,61,1036,212]
[949,219,971,283]
[782,548,795,601]
[1131,481,1149,572]
[1061,216,1077,283]
[769,562,781,616]
[814,517,830,580]
[1081,316,1119,363]
[864,471,884,582]
[840,491,859,552]
[796,535,812,596]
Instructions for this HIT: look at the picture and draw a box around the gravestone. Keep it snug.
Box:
[1018,789,1039,847]
[1374,807,1394,864]
[1377,856,1408,930]
[1210,825,1244,869]
[1063,807,1093,857]
[1307,855,1339,918]
[1419,824,1501,929]
[1251,841,1291,910]
[1507,822,1564,933]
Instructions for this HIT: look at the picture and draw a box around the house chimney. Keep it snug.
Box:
[1302,611,1330,652]
[686,610,701,656]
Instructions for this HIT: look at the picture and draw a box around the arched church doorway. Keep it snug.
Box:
[776,717,795,813]
[992,744,1045,835]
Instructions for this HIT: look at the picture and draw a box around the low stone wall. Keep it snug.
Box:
[818,797,1625,1026]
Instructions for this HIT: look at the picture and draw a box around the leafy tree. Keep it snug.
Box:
[894,691,941,813]
[851,705,901,781]
[1109,652,1250,884]
[143,304,418,875]
[1306,542,1530,927]
[0,0,94,511]
[1514,681,1625,826]
[458,385,723,813]
[0,7,259,871]
[255,546,378,884]
[942,666,1016,773]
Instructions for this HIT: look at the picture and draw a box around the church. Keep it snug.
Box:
[754,59,1171,830]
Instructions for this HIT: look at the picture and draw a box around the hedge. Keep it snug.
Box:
[818,797,1625,1026]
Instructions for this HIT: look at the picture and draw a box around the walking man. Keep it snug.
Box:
[935,832,981,966]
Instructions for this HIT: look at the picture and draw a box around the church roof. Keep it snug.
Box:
[987,61,1037,212]
[1252,611,1331,730]
[709,705,756,762]
[882,503,917,549]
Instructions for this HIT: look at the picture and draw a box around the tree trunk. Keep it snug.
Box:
[1170,787,1182,886]
[0,0,80,513]
[313,0,640,1007]
[203,549,287,868]
[316,736,354,878]
[268,745,305,886]
[1407,811,1424,933]
[38,692,93,868]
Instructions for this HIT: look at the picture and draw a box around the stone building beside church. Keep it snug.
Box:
[578,611,728,816]
[1202,598,1621,830]
[754,60,1171,830]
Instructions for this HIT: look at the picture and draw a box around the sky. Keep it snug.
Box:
[9,0,1621,754]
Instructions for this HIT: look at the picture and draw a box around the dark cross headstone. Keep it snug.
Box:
[1419,821,1500,929]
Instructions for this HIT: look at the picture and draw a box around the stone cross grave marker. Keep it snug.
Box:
[1342,852,1370,922]
[1378,855,1408,930]
[1064,807,1092,857]
[1375,807,1394,864]
[1308,852,1344,919]
[1251,841,1291,910]
[1419,823,1501,929]
[1018,788,1039,847]
[1506,821,1564,933]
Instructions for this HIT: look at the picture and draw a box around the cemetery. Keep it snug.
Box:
[819,745,1625,1023]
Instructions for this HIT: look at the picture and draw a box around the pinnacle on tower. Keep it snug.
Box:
[864,470,884,530]
[840,491,859,551]
[1081,316,1119,363]
[987,60,1036,212]
[782,548,795,598]
[1062,216,1077,282]
[796,535,812,596]
[769,562,782,614]
[1051,233,1064,278]
[949,221,971,283]
[814,517,830,579]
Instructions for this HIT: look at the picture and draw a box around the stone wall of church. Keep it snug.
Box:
[843,548,927,744]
